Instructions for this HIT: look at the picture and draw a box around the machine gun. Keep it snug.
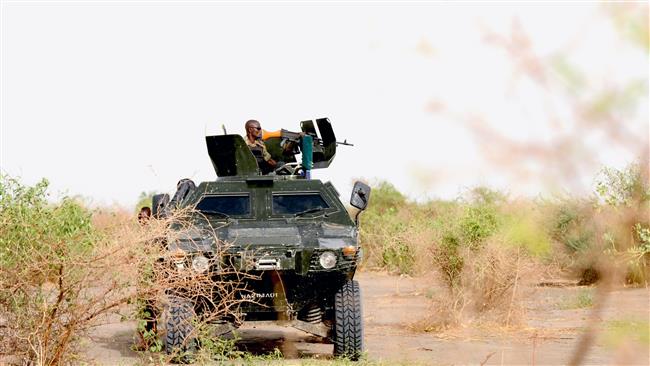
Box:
[262,129,354,149]
[261,118,351,170]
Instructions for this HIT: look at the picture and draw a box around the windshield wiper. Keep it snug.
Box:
[294,207,325,217]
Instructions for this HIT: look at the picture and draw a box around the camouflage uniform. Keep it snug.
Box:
[246,137,272,162]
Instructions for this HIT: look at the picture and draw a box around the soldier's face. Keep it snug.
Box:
[249,124,262,138]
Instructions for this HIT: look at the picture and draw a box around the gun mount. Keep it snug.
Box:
[262,117,352,170]
[205,117,351,178]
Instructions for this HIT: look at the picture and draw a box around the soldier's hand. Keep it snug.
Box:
[283,141,297,153]
[267,159,277,168]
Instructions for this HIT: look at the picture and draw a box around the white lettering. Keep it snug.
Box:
[242,292,277,299]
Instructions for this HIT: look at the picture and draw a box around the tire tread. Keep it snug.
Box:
[333,279,363,360]
[164,297,195,362]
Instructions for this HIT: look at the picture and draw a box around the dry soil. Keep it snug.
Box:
[82,272,649,365]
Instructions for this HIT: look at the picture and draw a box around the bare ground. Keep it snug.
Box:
[82,272,649,365]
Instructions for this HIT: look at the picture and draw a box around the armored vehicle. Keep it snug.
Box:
[150,118,370,360]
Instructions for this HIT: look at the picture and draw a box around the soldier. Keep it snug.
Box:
[137,206,151,225]
[245,119,277,174]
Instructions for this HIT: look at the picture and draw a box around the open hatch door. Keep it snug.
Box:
[205,135,260,177]
[313,117,337,169]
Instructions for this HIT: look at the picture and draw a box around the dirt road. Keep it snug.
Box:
[83,272,649,365]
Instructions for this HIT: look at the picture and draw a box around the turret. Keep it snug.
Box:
[205,118,350,178]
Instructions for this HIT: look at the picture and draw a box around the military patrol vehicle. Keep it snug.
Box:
[150,118,370,360]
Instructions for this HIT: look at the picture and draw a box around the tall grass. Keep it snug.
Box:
[359,162,649,328]
[361,163,648,282]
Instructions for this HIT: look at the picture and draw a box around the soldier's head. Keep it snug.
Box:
[138,206,151,225]
[245,120,262,140]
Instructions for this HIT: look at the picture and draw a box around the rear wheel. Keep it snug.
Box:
[333,279,363,360]
[164,296,196,363]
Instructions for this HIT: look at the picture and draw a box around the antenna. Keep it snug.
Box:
[222,124,228,135]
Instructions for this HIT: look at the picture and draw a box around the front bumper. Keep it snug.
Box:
[225,247,358,274]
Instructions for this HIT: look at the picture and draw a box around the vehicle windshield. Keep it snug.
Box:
[272,193,329,215]
[195,195,250,216]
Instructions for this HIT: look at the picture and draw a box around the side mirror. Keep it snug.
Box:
[350,181,371,211]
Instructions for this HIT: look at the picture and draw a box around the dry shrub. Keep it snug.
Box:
[100,209,258,363]
[359,181,426,275]
[411,288,465,333]
[595,206,649,286]
[0,180,156,365]
[0,177,251,365]
[570,162,649,285]
[460,240,534,324]
[418,240,534,332]
[380,224,436,275]
[543,193,650,286]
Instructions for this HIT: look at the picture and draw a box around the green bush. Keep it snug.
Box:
[0,175,147,365]
[434,200,500,288]
[464,186,506,206]
[360,183,504,280]
[549,201,595,252]
[501,212,552,258]
[459,204,499,248]
[380,240,416,275]
[595,162,649,284]
[437,232,464,288]
[367,181,406,213]
[359,181,414,273]
[596,163,650,207]
[0,177,97,282]
[625,223,650,284]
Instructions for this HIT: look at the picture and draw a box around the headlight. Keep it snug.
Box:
[191,255,210,273]
[319,251,337,269]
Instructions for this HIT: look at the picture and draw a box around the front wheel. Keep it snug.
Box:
[333,279,364,360]
[164,296,196,363]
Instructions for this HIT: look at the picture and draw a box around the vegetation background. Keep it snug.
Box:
[0,2,648,366]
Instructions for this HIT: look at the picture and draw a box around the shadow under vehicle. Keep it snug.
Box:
[148,118,370,361]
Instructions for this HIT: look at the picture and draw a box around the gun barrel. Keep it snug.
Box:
[336,140,354,147]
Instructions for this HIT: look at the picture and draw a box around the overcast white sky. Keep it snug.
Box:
[1,1,648,207]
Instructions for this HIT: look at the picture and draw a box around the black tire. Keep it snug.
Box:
[333,279,364,360]
[164,297,196,363]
